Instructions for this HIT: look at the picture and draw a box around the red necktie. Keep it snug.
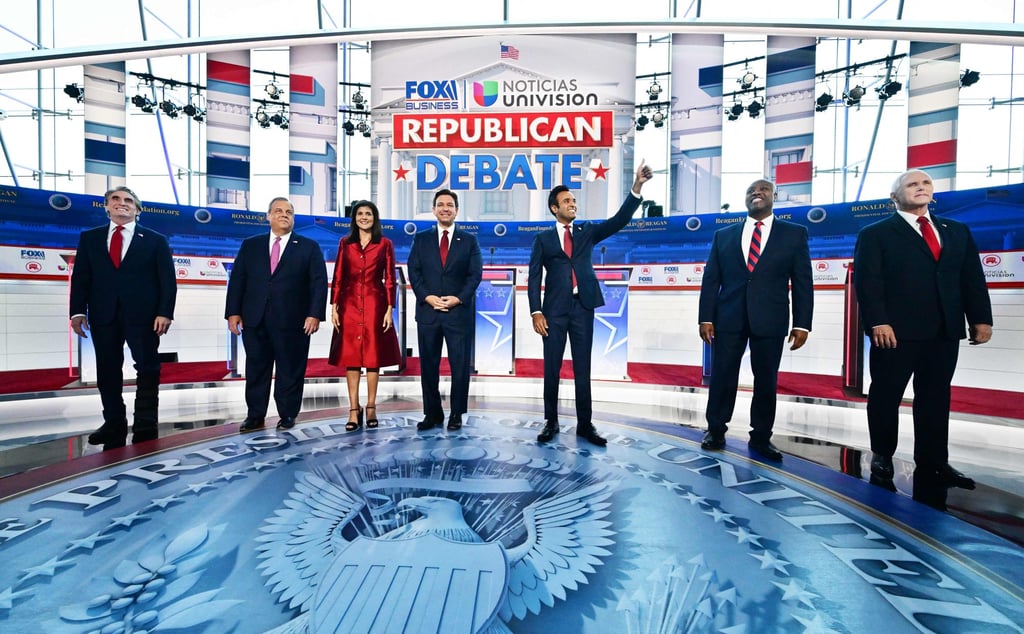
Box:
[440,230,449,266]
[563,224,577,288]
[109,225,124,269]
[917,216,941,261]
[270,236,281,273]
[747,221,762,272]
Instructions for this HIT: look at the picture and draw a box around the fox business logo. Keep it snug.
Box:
[21,249,45,260]
[664,266,679,273]
[405,80,460,111]
[174,257,192,266]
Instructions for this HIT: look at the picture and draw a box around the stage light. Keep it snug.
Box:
[960,69,980,88]
[747,100,763,118]
[635,113,649,131]
[342,120,355,136]
[647,79,662,101]
[727,101,744,121]
[159,100,179,118]
[651,110,665,128]
[815,92,833,112]
[843,85,866,107]
[63,83,84,102]
[265,79,282,100]
[876,80,902,101]
[352,90,366,110]
[739,70,757,90]
[255,107,271,128]
[357,120,371,136]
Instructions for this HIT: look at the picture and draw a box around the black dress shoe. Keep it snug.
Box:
[88,422,126,446]
[934,464,976,490]
[446,413,463,431]
[131,429,158,444]
[870,454,895,480]
[276,417,296,430]
[748,440,783,462]
[102,439,127,451]
[576,426,608,447]
[701,431,726,451]
[417,417,444,431]
[537,420,560,443]
[869,474,898,492]
[239,417,265,433]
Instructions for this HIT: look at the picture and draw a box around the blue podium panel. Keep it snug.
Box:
[474,268,516,375]
[593,267,631,380]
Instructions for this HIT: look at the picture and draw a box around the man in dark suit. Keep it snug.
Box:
[698,179,813,462]
[854,169,992,490]
[70,186,177,450]
[407,189,482,432]
[225,197,327,432]
[530,161,654,446]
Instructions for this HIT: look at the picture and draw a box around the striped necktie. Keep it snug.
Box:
[747,221,763,272]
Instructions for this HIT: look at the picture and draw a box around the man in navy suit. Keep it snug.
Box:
[225,197,327,432]
[698,179,813,462]
[530,161,654,446]
[70,186,177,450]
[854,169,992,491]
[407,189,482,431]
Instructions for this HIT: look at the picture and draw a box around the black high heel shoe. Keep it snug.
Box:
[345,407,363,432]
[366,405,379,429]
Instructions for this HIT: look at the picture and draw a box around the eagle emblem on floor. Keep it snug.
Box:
[257,469,619,633]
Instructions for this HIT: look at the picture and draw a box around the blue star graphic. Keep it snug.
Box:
[594,293,629,355]
[772,579,820,608]
[65,530,115,552]
[478,287,514,353]
[750,549,792,574]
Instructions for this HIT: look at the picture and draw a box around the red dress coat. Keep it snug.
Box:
[327,237,402,368]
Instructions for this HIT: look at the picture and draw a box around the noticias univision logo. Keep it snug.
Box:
[473,81,499,107]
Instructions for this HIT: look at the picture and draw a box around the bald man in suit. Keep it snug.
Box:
[698,179,813,462]
[854,169,992,491]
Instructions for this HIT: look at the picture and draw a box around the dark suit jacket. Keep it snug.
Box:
[528,194,642,316]
[224,233,327,328]
[854,213,992,341]
[407,226,482,326]
[69,223,177,325]
[698,218,813,337]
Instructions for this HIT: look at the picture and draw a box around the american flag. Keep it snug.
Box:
[500,44,520,60]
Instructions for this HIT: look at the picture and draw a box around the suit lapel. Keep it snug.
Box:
[890,214,933,259]
[724,223,745,268]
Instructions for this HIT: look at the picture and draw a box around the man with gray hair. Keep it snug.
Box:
[70,186,177,450]
[854,169,993,493]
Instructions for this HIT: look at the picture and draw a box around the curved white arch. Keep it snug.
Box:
[1,18,1023,73]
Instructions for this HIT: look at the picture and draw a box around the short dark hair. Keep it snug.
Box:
[433,189,458,209]
[344,200,383,244]
[547,185,570,216]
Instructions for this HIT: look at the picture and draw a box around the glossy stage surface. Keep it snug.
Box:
[0,378,1022,633]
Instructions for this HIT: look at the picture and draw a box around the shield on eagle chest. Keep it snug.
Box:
[311,534,509,633]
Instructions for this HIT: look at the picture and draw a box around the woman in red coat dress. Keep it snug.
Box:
[328,200,401,430]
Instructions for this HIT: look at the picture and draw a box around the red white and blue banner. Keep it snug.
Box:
[907,42,961,191]
[289,44,339,216]
[83,62,127,192]
[671,33,724,215]
[764,36,816,207]
[205,51,252,210]
[371,34,636,220]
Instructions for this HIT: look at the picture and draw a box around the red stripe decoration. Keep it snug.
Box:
[775,161,813,185]
[207,60,250,85]
[907,139,958,168]
[290,73,315,95]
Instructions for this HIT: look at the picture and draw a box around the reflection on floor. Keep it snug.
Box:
[0,378,1022,632]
